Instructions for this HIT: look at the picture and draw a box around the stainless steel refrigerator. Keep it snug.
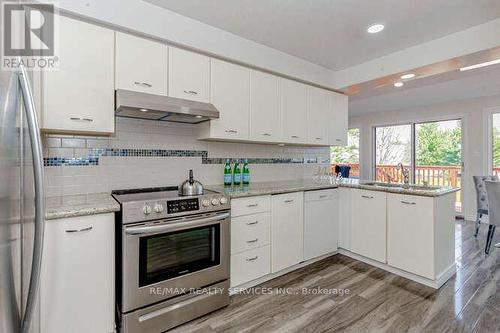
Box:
[0,64,45,333]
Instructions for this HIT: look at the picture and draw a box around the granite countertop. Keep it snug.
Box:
[207,180,339,198]
[338,178,459,197]
[45,192,120,220]
[207,179,459,198]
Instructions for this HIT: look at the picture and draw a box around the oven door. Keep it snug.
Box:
[121,211,230,312]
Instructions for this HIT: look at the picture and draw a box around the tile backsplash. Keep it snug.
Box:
[43,118,330,196]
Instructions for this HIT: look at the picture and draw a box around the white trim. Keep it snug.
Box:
[338,249,456,289]
[483,106,500,175]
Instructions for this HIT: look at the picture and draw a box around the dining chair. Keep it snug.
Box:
[473,175,499,237]
[484,180,500,254]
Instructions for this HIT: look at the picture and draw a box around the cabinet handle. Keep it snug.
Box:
[246,256,259,262]
[70,117,93,122]
[335,138,342,142]
[246,221,259,226]
[284,199,294,203]
[246,238,259,243]
[134,81,152,87]
[319,195,328,198]
[361,195,374,199]
[262,133,272,136]
[247,204,258,207]
[315,137,323,140]
[65,226,93,233]
[183,90,198,95]
[291,135,299,138]
[401,201,417,205]
[225,129,238,133]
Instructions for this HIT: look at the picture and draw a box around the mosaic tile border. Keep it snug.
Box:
[44,149,328,167]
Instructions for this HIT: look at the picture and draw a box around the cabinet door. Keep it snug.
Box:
[209,59,250,139]
[249,70,281,142]
[40,214,114,333]
[271,192,304,272]
[387,194,435,278]
[42,16,114,134]
[304,190,338,260]
[307,86,329,145]
[351,189,387,263]
[281,79,307,144]
[338,188,352,250]
[168,46,210,102]
[328,92,348,145]
[115,32,167,95]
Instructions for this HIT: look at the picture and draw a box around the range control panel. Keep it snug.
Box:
[120,194,230,224]
[167,198,199,214]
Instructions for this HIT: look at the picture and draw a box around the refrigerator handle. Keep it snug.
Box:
[18,63,45,333]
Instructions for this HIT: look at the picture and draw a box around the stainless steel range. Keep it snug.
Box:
[112,186,230,333]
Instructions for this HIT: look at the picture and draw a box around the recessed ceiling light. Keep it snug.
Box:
[401,73,415,79]
[139,108,149,112]
[394,82,404,88]
[367,24,384,34]
[195,115,203,119]
[459,58,500,71]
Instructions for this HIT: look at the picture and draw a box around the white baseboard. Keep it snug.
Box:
[338,249,456,289]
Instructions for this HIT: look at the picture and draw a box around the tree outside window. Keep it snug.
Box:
[331,128,360,178]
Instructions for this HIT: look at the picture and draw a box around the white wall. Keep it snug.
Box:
[349,94,500,221]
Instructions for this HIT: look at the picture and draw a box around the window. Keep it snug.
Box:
[331,128,360,178]
[374,124,412,182]
[374,120,462,213]
[492,113,500,175]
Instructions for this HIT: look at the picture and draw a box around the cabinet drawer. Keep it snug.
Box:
[231,195,271,217]
[231,213,271,254]
[304,188,338,202]
[230,246,271,287]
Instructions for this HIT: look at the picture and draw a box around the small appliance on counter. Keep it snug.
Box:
[112,180,230,333]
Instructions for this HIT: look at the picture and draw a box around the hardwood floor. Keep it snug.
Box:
[172,220,500,333]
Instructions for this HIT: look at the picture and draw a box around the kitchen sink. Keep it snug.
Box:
[361,182,440,191]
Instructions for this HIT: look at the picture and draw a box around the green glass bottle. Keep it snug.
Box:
[242,159,250,185]
[223,159,232,186]
[233,159,242,185]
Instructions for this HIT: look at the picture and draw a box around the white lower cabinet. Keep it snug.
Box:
[231,246,271,287]
[303,189,338,260]
[271,192,304,273]
[338,188,352,250]
[230,196,271,287]
[387,194,435,279]
[40,213,114,333]
[350,189,387,263]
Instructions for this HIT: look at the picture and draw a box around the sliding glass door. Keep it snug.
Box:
[374,119,463,213]
[492,113,500,176]
[415,120,462,212]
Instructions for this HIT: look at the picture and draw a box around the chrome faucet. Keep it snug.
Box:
[397,163,410,185]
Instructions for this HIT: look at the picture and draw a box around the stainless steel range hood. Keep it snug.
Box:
[115,89,219,124]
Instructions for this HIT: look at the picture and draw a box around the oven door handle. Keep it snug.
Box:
[125,212,230,236]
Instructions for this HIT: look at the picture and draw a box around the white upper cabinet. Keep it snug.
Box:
[328,92,348,145]
[249,70,281,142]
[280,78,308,144]
[168,46,210,102]
[41,16,114,134]
[307,86,329,145]
[115,32,167,95]
[201,59,250,140]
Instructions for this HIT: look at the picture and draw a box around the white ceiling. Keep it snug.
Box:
[349,64,500,116]
[144,0,500,70]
